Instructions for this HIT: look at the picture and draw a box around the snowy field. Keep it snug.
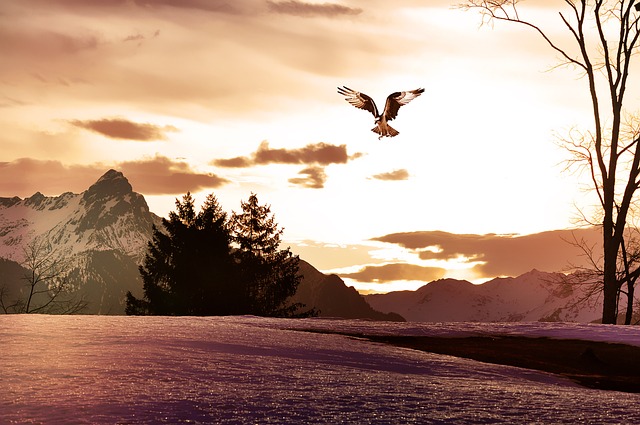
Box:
[3,316,640,424]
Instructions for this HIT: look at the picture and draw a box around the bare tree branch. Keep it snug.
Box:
[0,240,89,314]
[461,0,640,323]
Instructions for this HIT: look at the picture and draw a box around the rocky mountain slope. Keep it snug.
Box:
[0,170,399,319]
[293,260,404,321]
[365,269,603,323]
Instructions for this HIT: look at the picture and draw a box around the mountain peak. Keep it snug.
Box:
[84,169,133,202]
[24,192,46,208]
[94,169,132,191]
[76,169,155,236]
[98,169,126,182]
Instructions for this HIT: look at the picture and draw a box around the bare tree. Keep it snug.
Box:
[0,284,18,314]
[0,240,87,314]
[461,0,640,323]
[564,227,640,323]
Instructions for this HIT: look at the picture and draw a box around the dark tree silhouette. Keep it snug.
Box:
[564,227,640,324]
[127,192,311,317]
[231,193,309,317]
[127,193,237,315]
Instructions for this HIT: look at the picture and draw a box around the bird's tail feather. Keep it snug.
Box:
[371,124,399,138]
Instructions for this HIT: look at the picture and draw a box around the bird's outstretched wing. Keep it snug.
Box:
[337,86,379,117]
[382,88,425,121]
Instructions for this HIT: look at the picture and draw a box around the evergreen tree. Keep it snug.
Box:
[231,193,307,317]
[127,191,311,317]
[126,193,237,315]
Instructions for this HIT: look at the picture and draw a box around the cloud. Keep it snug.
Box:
[19,0,366,16]
[0,159,102,196]
[0,156,228,197]
[21,0,243,13]
[267,0,362,17]
[123,30,160,43]
[255,141,353,165]
[288,166,326,188]
[373,229,603,279]
[69,118,178,141]
[0,96,28,108]
[213,141,362,189]
[0,0,429,123]
[132,0,242,13]
[0,28,99,59]
[342,263,446,283]
[213,157,252,168]
[117,156,229,194]
[213,141,357,167]
[289,240,381,270]
[23,0,128,6]
[123,34,145,42]
[370,169,409,181]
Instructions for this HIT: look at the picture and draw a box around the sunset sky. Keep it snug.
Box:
[1,0,634,293]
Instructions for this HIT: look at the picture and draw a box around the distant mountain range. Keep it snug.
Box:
[294,260,403,321]
[0,169,613,323]
[365,269,603,323]
[0,170,402,319]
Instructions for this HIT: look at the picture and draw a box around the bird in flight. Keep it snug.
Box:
[337,86,424,139]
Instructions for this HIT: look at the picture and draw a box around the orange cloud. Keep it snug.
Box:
[214,141,357,167]
[213,141,361,189]
[0,97,28,108]
[342,263,446,283]
[213,157,251,168]
[117,156,229,194]
[123,34,145,42]
[370,169,410,181]
[0,159,101,196]
[0,0,428,122]
[133,0,240,13]
[373,229,603,278]
[0,28,99,59]
[69,118,178,141]
[22,0,365,16]
[267,1,362,17]
[0,156,228,197]
[26,0,128,6]
[23,0,241,13]
[288,166,326,189]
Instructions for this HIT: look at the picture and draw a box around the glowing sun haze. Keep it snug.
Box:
[0,0,624,292]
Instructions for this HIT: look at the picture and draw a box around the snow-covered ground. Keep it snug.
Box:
[3,316,640,424]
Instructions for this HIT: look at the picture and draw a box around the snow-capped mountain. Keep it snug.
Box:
[0,170,399,318]
[0,170,610,322]
[0,169,159,262]
[0,170,161,314]
[365,269,603,323]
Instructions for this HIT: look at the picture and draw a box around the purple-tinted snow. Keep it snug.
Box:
[2,315,640,424]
